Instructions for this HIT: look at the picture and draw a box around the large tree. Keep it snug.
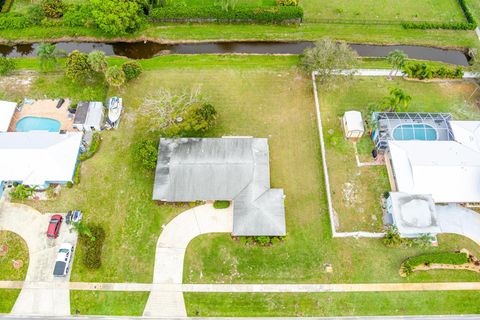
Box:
[300,38,358,86]
[141,87,217,137]
[65,50,92,81]
[90,0,144,35]
[382,87,412,112]
[88,50,107,73]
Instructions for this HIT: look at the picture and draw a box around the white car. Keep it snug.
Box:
[53,243,74,277]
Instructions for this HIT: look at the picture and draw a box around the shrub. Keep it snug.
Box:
[90,0,145,35]
[42,0,65,18]
[149,6,303,23]
[65,50,93,81]
[88,50,107,73]
[402,252,468,274]
[79,224,105,269]
[0,57,15,75]
[383,225,402,248]
[0,13,32,30]
[122,60,142,81]
[133,139,158,170]
[10,184,34,201]
[105,66,126,87]
[79,133,101,161]
[62,4,93,27]
[213,200,230,209]
[73,162,81,184]
[26,5,45,24]
[402,62,464,80]
[276,0,297,6]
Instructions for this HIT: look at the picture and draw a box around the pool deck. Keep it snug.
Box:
[9,99,75,132]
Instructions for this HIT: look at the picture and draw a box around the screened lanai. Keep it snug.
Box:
[371,112,455,151]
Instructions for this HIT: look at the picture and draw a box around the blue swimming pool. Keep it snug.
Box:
[16,116,61,132]
[393,123,437,141]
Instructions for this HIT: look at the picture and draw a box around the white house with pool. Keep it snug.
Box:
[0,100,83,198]
[372,112,480,204]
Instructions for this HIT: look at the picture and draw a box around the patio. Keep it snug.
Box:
[8,99,75,132]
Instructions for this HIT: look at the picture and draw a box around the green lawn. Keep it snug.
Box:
[70,291,149,316]
[184,291,480,316]
[0,289,20,314]
[301,0,466,23]
[319,78,480,231]
[0,231,28,281]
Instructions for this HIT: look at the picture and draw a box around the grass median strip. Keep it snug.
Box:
[70,291,149,316]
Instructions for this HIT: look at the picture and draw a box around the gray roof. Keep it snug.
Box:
[153,138,286,236]
[73,102,89,124]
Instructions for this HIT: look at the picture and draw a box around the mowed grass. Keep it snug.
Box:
[0,289,21,313]
[319,78,480,231]
[0,231,29,281]
[301,0,466,22]
[184,291,480,316]
[70,291,149,316]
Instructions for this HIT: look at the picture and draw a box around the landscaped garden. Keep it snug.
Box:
[1,54,480,315]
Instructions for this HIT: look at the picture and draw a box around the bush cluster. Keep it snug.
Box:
[79,224,106,270]
[134,139,158,170]
[79,133,101,161]
[41,0,65,18]
[239,235,287,246]
[403,62,464,80]
[0,57,16,75]
[276,0,298,6]
[62,4,94,27]
[0,13,32,30]
[150,6,303,23]
[213,200,230,209]
[122,60,143,81]
[73,161,81,184]
[402,0,477,30]
[402,252,468,276]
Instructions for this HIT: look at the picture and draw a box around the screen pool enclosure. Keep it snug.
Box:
[371,112,454,151]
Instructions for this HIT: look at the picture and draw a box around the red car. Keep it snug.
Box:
[47,215,62,239]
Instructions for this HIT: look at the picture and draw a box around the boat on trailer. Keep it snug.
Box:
[107,96,123,128]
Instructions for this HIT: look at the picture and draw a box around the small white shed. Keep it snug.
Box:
[73,102,105,132]
[0,100,17,132]
[343,111,364,140]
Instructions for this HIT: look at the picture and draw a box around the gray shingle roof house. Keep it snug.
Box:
[152,137,286,236]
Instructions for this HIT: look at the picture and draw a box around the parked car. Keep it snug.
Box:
[66,210,82,225]
[53,243,74,277]
[47,215,62,239]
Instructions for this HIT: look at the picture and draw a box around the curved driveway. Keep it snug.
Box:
[143,203,233,318]
[0,202,75,316]
[437,204,480,245]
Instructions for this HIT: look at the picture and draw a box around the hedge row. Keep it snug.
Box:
[1,0,14,13]
[403,62,464,80]
[402,0,477,30]
[79,225,106,270]
[150,6,303,23]
[0,13,32,29]
[404,252,468,268]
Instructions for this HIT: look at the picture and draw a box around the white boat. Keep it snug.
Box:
[107,97,122,124]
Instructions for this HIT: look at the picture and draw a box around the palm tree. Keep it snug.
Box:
[383,87,412,112]
[37,43,58,71]
[386,50,408,79]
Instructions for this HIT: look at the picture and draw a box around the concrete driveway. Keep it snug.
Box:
[0,202,77,316]
[143,203,233,318]
[437,204,480,245]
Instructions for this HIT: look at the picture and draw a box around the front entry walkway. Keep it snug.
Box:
[437,204,480,245]
[143,203,233,318]
[0,202,76,316]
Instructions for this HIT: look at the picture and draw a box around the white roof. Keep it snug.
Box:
[389,192,440,236]
[449,120,480,152]
[344,111,364,132]
[388,140,480,203]
[0,101,17,132]
[85,102,104,127]
[0,132,82,185]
